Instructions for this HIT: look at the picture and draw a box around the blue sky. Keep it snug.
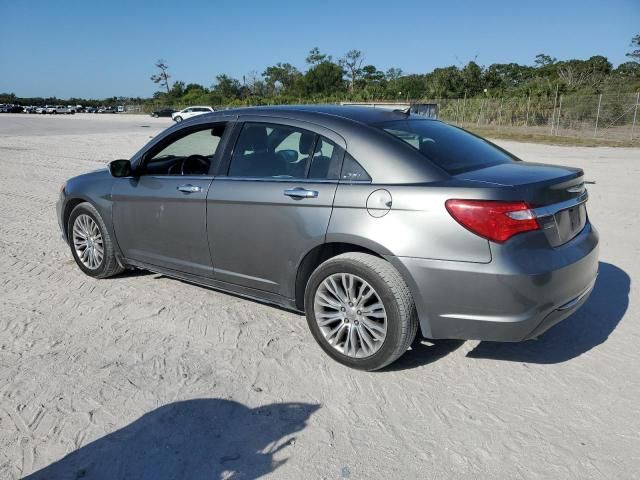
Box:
[1,0,637,98]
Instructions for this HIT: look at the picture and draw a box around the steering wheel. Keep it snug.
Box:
[181,155,210,175]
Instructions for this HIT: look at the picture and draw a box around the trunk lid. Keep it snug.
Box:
[456,162,588,247]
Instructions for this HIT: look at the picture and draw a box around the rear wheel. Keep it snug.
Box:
[68,202,124,279]
[305,252,418,371]
[174,116,183,122]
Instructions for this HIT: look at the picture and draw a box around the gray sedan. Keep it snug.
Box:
[56,105,599,370]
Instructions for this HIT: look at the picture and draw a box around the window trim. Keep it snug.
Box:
[303,136,320,179]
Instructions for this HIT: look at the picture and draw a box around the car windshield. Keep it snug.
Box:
[375,120,516,175]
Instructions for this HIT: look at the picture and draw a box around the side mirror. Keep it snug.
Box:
[109,159,133,177]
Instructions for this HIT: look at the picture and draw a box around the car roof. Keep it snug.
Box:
[206,104,432,126]
[140,104,448,183]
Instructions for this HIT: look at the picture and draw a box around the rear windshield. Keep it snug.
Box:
[376,120,515,175]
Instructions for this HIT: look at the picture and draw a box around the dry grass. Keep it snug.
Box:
[467,127,639,147]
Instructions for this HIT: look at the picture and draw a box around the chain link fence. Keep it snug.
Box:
[127,92,640,144]
[433,92,640,143]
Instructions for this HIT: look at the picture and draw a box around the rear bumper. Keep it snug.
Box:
[387,223,599,341]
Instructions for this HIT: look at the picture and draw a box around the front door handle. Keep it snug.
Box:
[284,187,318,199]
[177,184,202,193]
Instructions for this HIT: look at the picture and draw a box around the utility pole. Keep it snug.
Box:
[477,99,484,127]
[461,91,467,125]
[631,92,639,142]
[594,93,603,137]
[555,95,563,136]
[550,84,558,135]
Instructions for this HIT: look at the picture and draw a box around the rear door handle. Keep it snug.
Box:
[284,187,318,199]
[177,184,202,193]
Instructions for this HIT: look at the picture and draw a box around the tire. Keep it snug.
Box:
[174,116,182,122]
[152,113,159,118]
[68,202,124,279]
[304,252,418,371]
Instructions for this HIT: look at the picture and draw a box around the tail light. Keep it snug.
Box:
[445,199,539,243]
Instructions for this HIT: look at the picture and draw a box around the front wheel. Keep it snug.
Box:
[68,202,124,278]
[304,252,418,371]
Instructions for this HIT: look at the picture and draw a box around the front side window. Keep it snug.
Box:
[376,120,516,175]
[229,123,337,179]
[142,124,226,175]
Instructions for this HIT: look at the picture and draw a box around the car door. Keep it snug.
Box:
[207,119,345,298]
[112,122,229,277]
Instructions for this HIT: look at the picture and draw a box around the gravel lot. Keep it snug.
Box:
[1,113,639,479]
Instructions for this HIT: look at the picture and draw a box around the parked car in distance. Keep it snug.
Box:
[46,105,74,114]
[84,107,97,113]
[23,106,37,114]
[0,104,23,113]
[171,106,214,122]
[5,105,24,113]
[35,106,48,114]
[98,107,117,114]
[151,108,176,118]
[56,105,599,371]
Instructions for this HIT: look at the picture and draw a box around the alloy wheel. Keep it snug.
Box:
[313,273,387,358]
[72,214,104,270]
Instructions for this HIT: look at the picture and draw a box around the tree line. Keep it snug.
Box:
[148,37,640,107]
[2,36,639,107]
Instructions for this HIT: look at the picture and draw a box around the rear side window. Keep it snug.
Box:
[229,123,314,178]
[376,120,515,175]
[228,122,339,180]
[308,137,336,179]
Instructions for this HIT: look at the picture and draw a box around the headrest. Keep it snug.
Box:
[243,125,269,151]
[210,125,225,137]
[299,133,315,154]
[419,138,437,157]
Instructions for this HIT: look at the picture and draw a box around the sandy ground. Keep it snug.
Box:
[0,113,639,479]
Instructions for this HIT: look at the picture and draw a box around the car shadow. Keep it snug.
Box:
[382,337,465,372]
[23,399,320,480]
[467,262,629,364]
